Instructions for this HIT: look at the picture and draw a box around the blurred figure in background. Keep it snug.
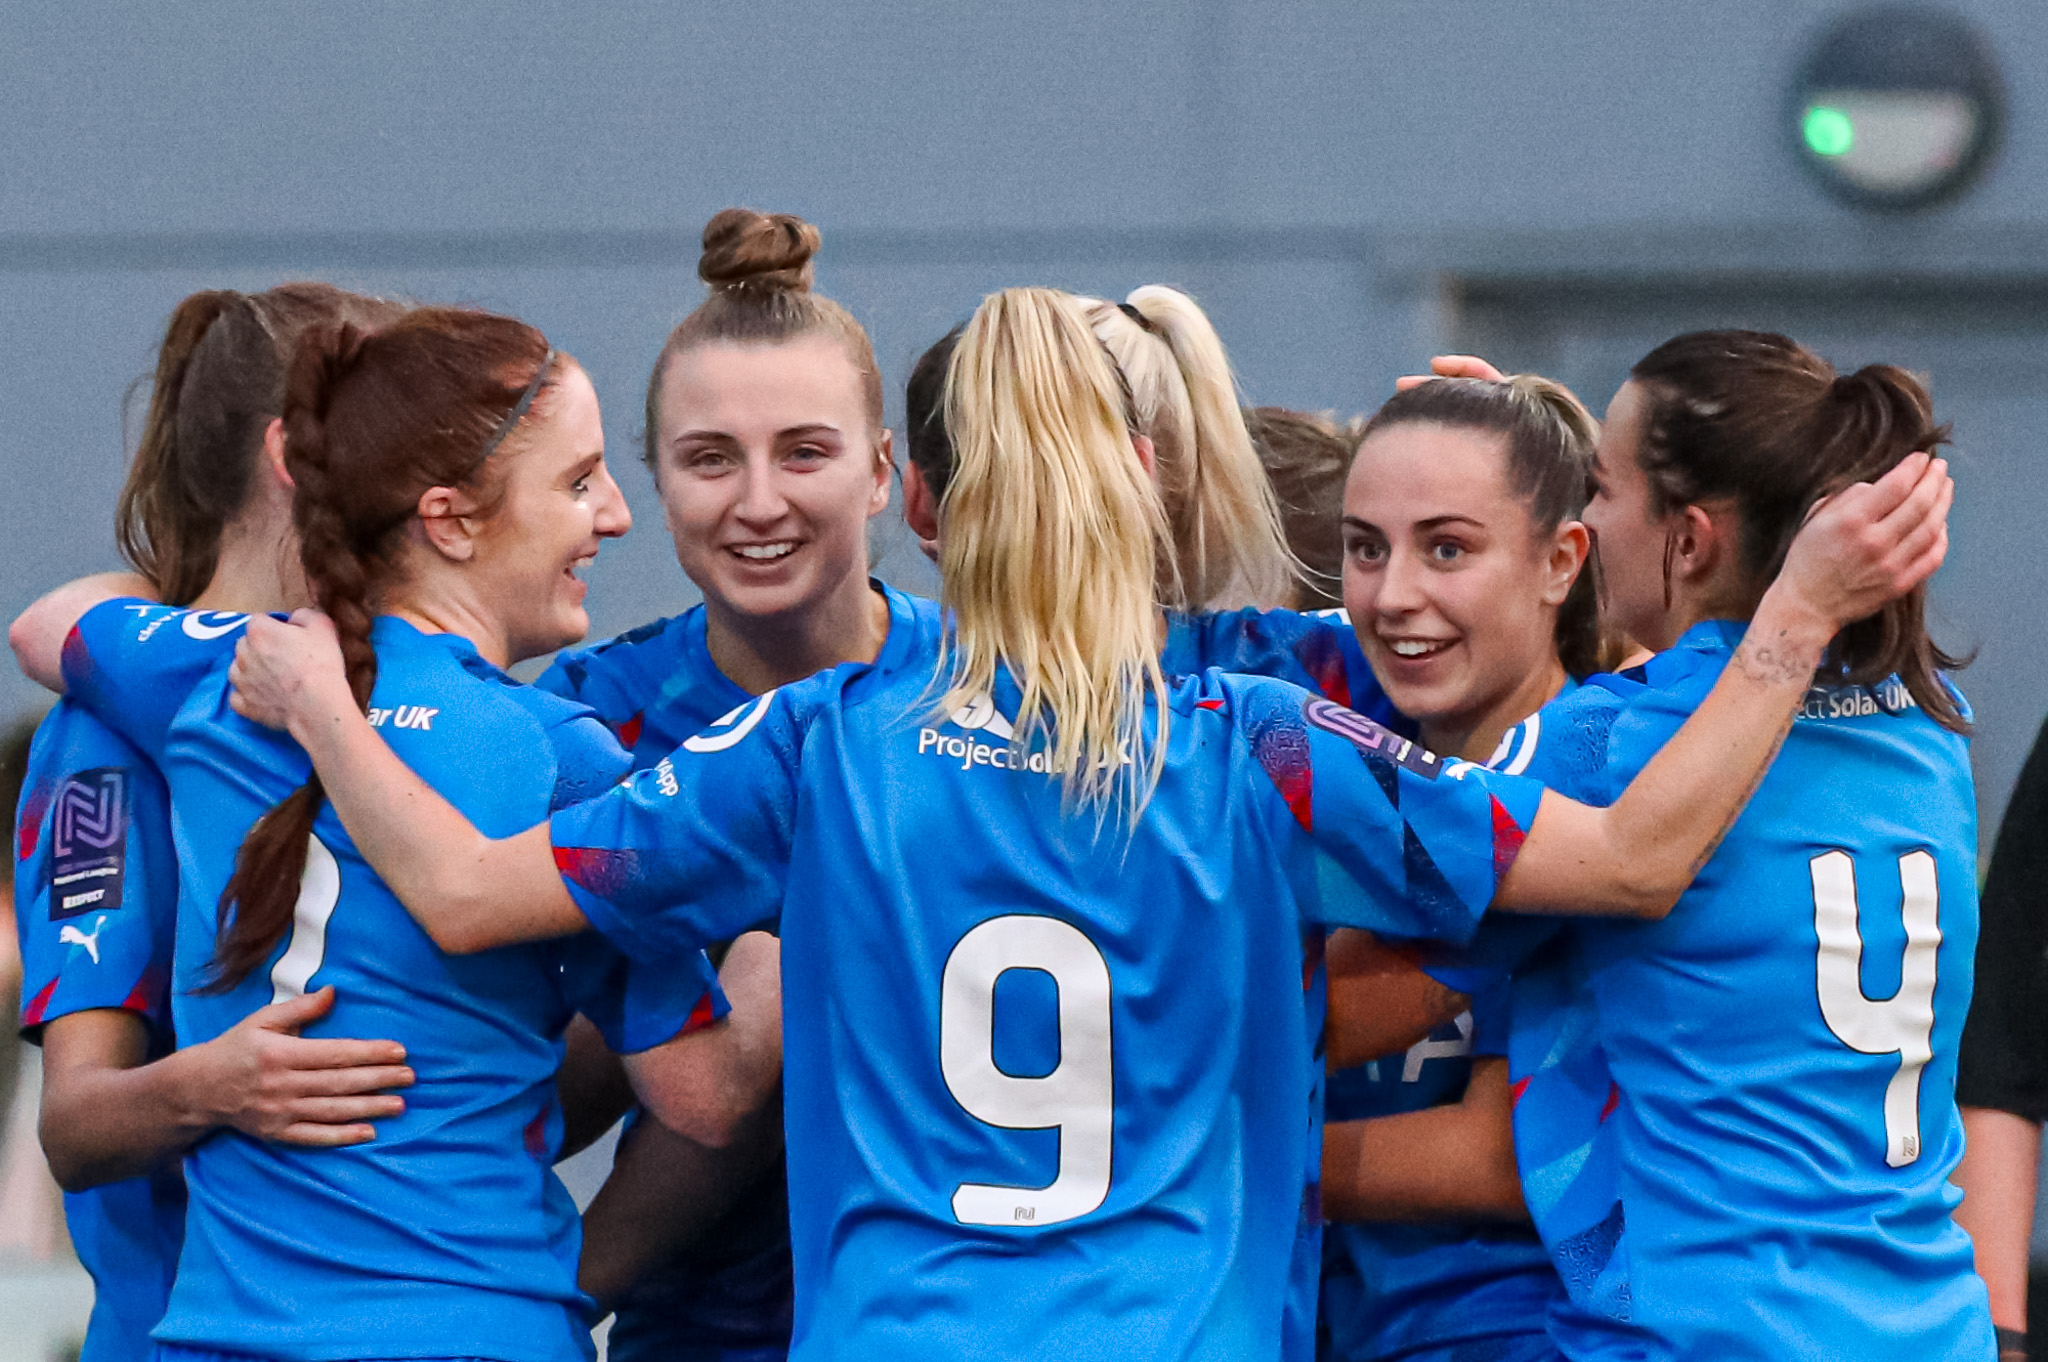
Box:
[1955,711,2048,1362]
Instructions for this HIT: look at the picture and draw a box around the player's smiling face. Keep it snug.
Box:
[472,363,630,662]
[653,335,891,629]
[1584,381,1678,652]
[1342,421,1582,756]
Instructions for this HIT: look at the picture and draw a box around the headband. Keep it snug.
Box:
[474,347,558,468]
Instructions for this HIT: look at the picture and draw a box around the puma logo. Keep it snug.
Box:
[58,915,107,965]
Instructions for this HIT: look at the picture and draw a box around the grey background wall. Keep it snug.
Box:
[4,0,2046,843]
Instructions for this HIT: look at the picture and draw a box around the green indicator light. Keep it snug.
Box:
[1804,105,1855,157]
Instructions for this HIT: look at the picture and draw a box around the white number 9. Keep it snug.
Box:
[941,915,1114,1227]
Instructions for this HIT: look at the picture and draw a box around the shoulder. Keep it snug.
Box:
[1488,679,1631,797]
[536,611,695,706]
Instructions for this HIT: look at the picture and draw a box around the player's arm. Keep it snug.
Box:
[578,1092,786,1313]
[1322,1057,1527,1223]
[1954,1109,2038,1344]
[36,987,412,1190]
[8,573,155,691]
[1496,451,1951,919]
[1324,930,1471,1071]
[575,934,784,1309]
[227,612,578,951]
[1954,715,2048,1346]
[228,612,793,956]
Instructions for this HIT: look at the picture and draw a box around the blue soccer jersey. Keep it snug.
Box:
[1164,603,1403,1362]
[538,579,940,1362]
[1500,621,1994,1361]
[16,700,185,1362]
[61,602,724,1362]
[1319,982,1559,1362]
[549,650,1543,1362]
[1163,606,1400,729]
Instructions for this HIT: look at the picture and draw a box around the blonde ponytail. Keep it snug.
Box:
[1086,286,1299,610]
[940,288,1173,816]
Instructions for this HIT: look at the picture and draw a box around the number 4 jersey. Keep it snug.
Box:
[549,651,1545,1362]
[1517,621,1993,1361]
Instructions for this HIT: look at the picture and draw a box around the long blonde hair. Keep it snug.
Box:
[1084,286,1298,610]
[940,288,1174,816]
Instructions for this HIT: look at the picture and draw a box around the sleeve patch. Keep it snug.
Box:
[49,767,128,919]
[1305,698,1444,780]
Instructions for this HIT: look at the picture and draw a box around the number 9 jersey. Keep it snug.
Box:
[549,652,1545,1362]
[1518,621,1993,1361]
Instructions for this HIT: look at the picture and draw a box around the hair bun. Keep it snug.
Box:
[698,208,819,293]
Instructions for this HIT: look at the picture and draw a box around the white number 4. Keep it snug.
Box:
[940,915,1114,1227]
[1811,849,1941,1168]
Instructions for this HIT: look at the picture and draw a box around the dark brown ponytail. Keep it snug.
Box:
[118,284,405,606]
[1630,330,1969,733]
[207,307,559,990]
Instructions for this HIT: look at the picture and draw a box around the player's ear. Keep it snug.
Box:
[1669,503,1727,586]
[415,485,483,562]
[903,462,941,562]
[1540,520,1591,608]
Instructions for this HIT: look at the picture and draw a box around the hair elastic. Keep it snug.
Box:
[474,347,558,468]
[1117,301,1162,336]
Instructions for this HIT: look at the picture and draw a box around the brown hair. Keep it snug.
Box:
[1629,329,1967,732]
[1358,375,1608,677]
[1245,407,1353,610]
[642,208,884,473]
[209,307,563,990]
[119,284,404,606]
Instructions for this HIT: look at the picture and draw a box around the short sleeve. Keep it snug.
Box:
[1229,674,1542,945]
[16,709,179,1043]
[550,680,820,965]
[556,932,728,1056]
[61,601,252,760]
[1958,712,2048,1119]
[544,713,632,812]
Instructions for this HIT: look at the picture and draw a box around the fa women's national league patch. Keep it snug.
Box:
[48,766,128,920]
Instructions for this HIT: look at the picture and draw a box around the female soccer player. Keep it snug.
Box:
[14,307,729,1362]
[227,289,1943,1362]
[1416,335,1989,1359]
[1080,287,1298,609]
[1317,374,1606,1362]
[548,207,940,1361]
[12,283,416,1362]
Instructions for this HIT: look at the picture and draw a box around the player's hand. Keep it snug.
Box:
[196,985,412,1147]
[230,609,353,737]
[1393,355,1507,391]
[1774,450,1952,631]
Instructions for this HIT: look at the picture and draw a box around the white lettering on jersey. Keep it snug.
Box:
[1811,849,1941,1168]
[653,757,680,797]
[180,611,250,641]
[366,705,440,731]
[916,695,1069,775]
[58,915,108,965]
[271,837,342,1003]
[683,692,777,753]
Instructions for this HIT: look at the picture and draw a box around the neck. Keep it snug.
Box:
[1419,653,1571,764]
[382,581,513,668]
[189,513,305,615]
[703,575,890,696]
